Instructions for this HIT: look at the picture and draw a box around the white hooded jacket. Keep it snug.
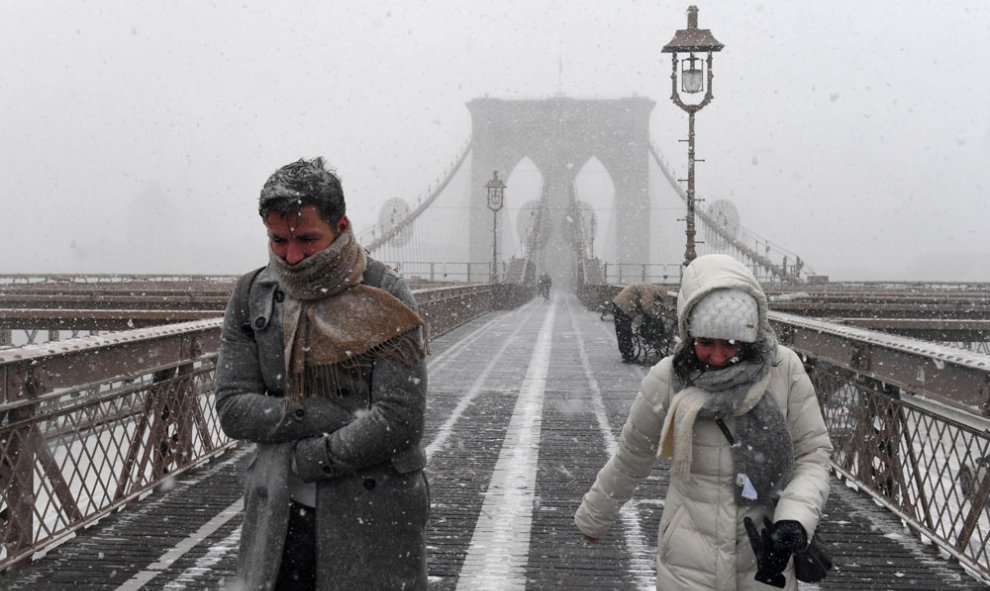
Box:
[575,254,833,591]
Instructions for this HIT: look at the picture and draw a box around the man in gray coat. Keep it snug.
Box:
[215,157,429,590]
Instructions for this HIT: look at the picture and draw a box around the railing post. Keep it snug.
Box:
[175,363,195,466]
[0,369,82,556]
[177,334,206,466]
[957,464,990,550]
[149,368,180,479]
[2,388,36,556]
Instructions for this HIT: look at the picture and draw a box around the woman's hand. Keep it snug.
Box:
[744,517,807,588]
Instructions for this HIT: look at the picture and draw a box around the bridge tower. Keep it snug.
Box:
[467,96,655,287]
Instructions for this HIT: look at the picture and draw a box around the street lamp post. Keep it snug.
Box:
[661,5,723,266]
[485,171,506,282]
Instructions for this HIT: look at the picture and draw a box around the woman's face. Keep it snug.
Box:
[693,338,744,370]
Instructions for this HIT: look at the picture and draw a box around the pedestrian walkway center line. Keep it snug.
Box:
[455,295,557,590]
[113,498,243,591]
[566,299,655,590]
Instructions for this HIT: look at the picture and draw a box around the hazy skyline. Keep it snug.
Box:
[2,1,988,281]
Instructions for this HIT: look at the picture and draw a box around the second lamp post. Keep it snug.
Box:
[661,5,723,266]
[485,171,506,282]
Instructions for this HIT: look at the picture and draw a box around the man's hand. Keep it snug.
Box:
[292,434,344,481]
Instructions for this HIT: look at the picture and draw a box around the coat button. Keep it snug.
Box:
[363,478,376,490]
[274,290,285,303]
[294,408,305,419]
[254,317,265,329]
[322,466,333,473]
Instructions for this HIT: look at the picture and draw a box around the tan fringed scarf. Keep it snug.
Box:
[268,225,425,400]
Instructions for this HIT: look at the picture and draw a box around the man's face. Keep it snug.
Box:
[264,205,347,265]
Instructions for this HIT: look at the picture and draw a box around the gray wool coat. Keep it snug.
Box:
[215,260,429,591]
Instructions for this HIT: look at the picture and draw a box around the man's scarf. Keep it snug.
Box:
[658,332,793,506]
[267,225,425,400]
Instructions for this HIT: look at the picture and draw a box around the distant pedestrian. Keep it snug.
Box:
[215,157,429,590]
[537,272,552,300]
[612,282,668,362]
[576,254,833,590]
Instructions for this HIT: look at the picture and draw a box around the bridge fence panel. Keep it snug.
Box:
[770,312,990,584]
[0,324,229,569]
[0,285,499,571]
[814,369,990,576]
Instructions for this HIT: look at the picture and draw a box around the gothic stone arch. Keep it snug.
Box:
[467,97,654,282]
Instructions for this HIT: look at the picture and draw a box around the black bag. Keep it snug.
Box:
[793,534,833,583]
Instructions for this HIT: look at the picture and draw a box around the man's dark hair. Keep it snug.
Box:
[258,157,346,226]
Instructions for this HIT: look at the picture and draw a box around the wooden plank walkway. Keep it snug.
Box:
[1,293,987,590]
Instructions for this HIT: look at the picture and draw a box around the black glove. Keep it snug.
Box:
[771,519,809,553]
[744,517,808,588]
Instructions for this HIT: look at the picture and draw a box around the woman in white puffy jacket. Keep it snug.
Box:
[575,254,833,590]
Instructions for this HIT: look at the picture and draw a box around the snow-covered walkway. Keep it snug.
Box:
[2,293,986,590]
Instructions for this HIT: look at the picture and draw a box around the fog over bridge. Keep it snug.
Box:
[2,96,990,589]
[364,96,808,293]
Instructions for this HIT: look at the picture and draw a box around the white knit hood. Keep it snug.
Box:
[676,254,770,343]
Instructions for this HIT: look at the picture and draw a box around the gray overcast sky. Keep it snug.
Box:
[2,1,988,281]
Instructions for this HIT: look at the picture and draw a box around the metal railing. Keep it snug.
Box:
[771,311,990,584]
[377,261,496,284]
[812,369,990,577]
[602,262,684,284]
[0,284,507,571]
[0,274,239,287]
[0,319,225,568]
